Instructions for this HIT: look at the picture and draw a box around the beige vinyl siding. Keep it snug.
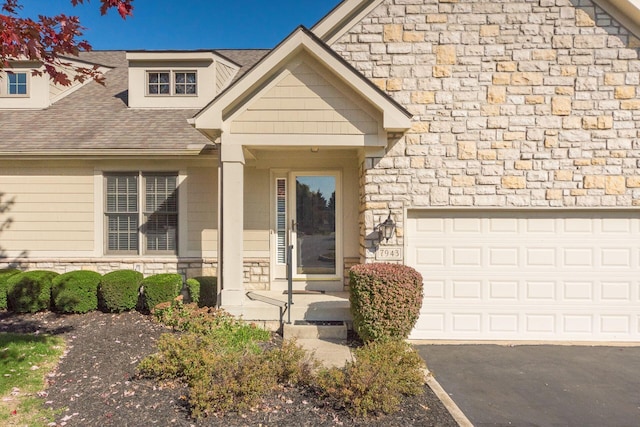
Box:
[230,61,378,135]
[243,230,270,257]
[186,166,218,257]
[0,166,94,254]
[244,168,270,258]
[216,62,237,93]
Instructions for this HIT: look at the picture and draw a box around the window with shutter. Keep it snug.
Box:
[105,173,178,255]
[276,178,287,264]
[105,174,138,253]
[144,174,178,252]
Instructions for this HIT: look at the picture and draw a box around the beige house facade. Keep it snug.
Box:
[2,0,640,342]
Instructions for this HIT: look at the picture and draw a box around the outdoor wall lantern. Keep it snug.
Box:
[378,213,396,242]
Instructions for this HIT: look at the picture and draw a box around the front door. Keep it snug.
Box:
[293,174,337,276]
[271,171,342,288]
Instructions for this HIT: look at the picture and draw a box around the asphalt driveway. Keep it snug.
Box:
[415,345,640,427]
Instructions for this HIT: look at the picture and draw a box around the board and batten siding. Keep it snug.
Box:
[0,165,94,255]
[230,58,379,136]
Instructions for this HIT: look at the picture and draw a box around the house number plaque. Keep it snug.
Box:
[376,247,403,261]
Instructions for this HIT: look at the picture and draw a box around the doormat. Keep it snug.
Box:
[294,320,345,326]
[282,290,326,295]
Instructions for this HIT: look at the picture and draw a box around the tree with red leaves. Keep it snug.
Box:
[0,0,133,86]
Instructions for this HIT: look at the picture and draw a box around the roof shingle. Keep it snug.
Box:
[0,50,267,154]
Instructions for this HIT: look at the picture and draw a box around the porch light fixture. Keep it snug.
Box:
[378,213,396,242]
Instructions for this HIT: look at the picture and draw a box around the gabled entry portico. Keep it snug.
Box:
[192,26,411,319]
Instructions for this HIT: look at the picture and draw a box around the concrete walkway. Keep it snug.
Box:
[297,338,353,368]
[415,344,640,427]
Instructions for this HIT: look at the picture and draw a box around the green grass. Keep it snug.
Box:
[0,333,65,426]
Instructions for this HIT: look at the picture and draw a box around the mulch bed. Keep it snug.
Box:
[0,311,457,426]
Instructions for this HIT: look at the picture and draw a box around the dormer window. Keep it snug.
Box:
[174,72,196,94]
[8,72,28,95]
[147,71,170,95]
[1,71,29,97]
[146,70,197,96]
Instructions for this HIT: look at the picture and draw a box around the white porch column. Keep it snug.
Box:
[218,142,245,314]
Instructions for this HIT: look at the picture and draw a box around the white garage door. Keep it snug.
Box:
[407,210,640,342]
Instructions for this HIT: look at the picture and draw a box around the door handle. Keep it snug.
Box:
[291,219,297,232]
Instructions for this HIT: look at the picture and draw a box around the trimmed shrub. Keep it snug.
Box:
[0,269,21,310]
[98,270,143,313]
[6,270,59,313]
[186,278,200,304]
[139,299,315,418]
[189,276,217,307]
[316,340,425,417]
[141,273,182,312]
[349,263,423,342]
[51,270,102,314]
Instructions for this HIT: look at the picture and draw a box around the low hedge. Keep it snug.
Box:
[0,269,21,310]
[51,270,102,314]
[141,273,182,312]
[6,270,59,313]
[98,270,143,313]
[349,263,423,342]
[189,276,217,307]
[186,278,200,304]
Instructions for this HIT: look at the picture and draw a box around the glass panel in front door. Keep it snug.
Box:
[295,176,336,275]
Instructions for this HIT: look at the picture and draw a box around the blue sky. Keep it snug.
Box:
[19,0,340,50]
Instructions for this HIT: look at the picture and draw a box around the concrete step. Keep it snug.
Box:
[242,291,352,325]
[283,321,348,340]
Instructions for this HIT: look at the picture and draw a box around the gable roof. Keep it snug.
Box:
[312,0,384,45]
[0,50,265,156]
[593,0,640,37]
[194,26,412,134]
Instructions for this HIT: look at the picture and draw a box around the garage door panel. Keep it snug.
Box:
[408,211,640,341]
[526,217,557,233]
[414,309,640,340]
[601,248,632,267]
[564,282,593,300]
[452,247,482,266]
[526,248,557,267]
[489,247,519,266]
[489,281,519,299]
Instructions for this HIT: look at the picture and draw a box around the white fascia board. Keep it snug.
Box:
[194,27,411,132]
[593,0,640,37]
[312,0,384,45]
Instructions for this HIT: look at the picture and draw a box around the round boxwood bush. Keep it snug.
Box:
[349,263,423,342]
[6,270,59,313]
[98,270,143,313]
[51,270,102,314]
[189,276,217,307]
[141,273,182,312]
[0,269,21,310]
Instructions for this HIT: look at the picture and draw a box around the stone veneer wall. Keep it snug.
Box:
[0,258,218,278]
[333,0,640,259]
[0,258,270,290]
[343,256,361,289]
[243,258,270,291]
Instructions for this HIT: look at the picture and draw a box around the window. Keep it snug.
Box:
[105,173,178,255]
[174,72,196,94]
[147,72,170,95]
[2,71,28,97]
[146,70,196,96]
